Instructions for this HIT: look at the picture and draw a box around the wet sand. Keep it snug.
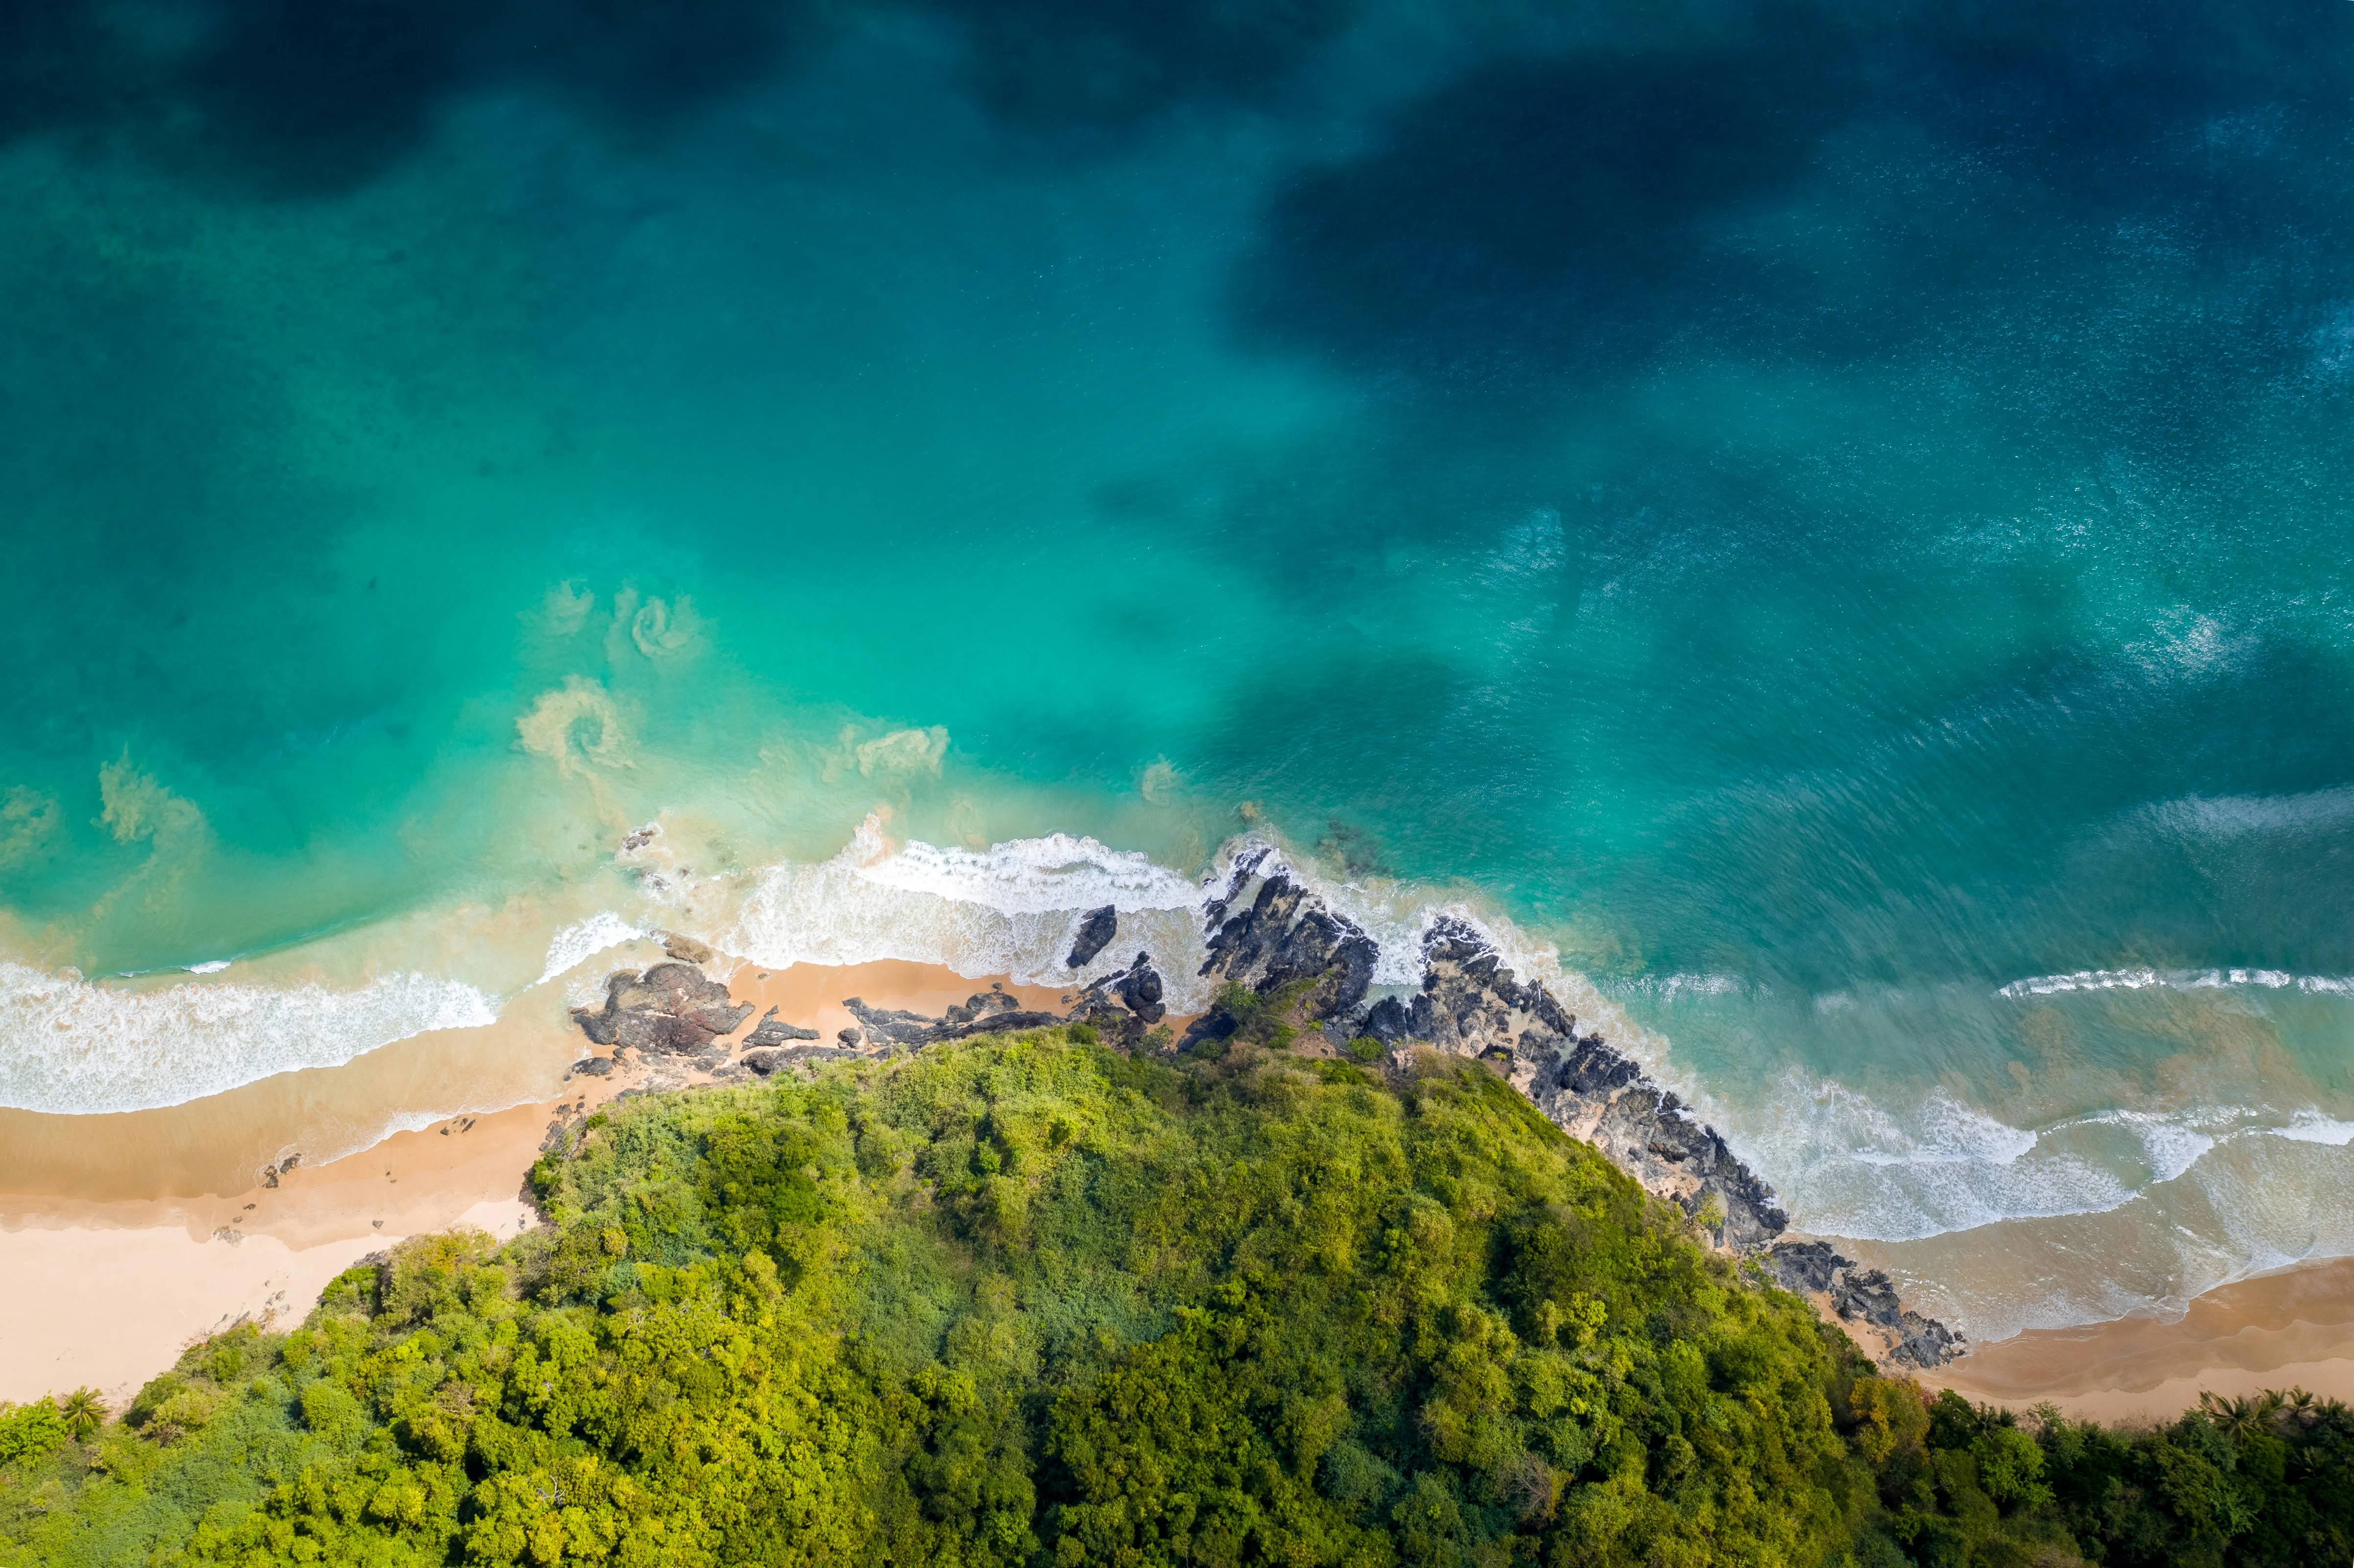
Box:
[1925,1257,2354,1424]
[0,956,1075,1406]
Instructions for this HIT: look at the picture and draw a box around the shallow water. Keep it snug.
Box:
[5,0,2354,1339]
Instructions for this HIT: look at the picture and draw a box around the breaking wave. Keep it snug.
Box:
[0,962,499,1116]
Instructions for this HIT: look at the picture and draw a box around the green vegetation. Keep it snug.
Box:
[2,1031,2349,1566]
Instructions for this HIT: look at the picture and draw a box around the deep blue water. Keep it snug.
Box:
[5,0,2354,1334]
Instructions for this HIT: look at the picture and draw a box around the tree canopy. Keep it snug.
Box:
[3,1032,2349,1566]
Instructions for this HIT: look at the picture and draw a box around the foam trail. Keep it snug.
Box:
[536,912,645,986]
[0,962,499,1115]
[2274,1115,2354,1146]
[1997,965,2354,998]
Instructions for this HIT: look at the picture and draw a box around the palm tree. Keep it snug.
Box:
[2198,1390,2282,1440]
[58,1388,103,1441]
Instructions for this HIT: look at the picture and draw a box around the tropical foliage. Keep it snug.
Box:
[2,1031,2349,1566]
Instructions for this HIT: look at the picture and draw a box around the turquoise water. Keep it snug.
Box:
[6,0,2354,1335]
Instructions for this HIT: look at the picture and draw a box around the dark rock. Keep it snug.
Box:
[1115,953,1165,1023]
[1197,870,1378,1022]
[1359,996,1412,1044]
[570,1056,617,1078]
[1764,1239,1968,1368]
[929,1010,1064,1040]
[1765,1239,1842,1295]
[744,1006,822,1046]
[571,963,753,1055]
[837,1027,864,1046]
[942,987,1020,1026]
[1067,905,1118,968]
[843,998,937,1045]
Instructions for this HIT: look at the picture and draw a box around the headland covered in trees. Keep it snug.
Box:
[4,857,2353,1565]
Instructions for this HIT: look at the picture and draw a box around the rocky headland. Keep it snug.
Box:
[569,851,1962,1368]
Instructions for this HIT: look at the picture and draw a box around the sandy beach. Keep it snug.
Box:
[1923,1257,2354,1424]
[0,956,1072,1407]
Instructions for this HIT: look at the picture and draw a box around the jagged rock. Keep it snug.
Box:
[843,998,936,1045]
[1766,1240,1968,1369]
[931,1010,1064,1040]
[1067,905,1118,968]
[570,1056,617,1078]
[1767,1239,1842,1295]
[744,1006,822,1046]
[571,963,754,1055]
[1198,864,1378,1022]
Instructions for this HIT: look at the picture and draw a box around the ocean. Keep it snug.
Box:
[5,0,2354,1341]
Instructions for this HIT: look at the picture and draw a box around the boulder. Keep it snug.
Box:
[1115,953,1165,1023]
[1067,905,1118,968]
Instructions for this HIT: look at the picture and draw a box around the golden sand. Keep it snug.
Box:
[1924,1257,2354,1423]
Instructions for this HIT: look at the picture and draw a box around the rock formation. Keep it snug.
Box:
[570,961,755,1055]
[744,1006,822,1046]
[1066,905,1118,968]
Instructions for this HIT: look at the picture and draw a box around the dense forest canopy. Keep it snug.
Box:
[2,1032,2349,1566]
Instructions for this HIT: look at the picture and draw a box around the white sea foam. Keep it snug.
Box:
[726,817,1222,1006]
[1715,1076,2154,1242]
[536,912,646,986]
[2271,1114,2354,1147]
[186,959,232,974]
[849,831,1201,914]
[1997,965,2354,998]
[0,962,499,1115]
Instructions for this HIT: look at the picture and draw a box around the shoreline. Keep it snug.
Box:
[1923,1255,2354,1424]
[6,929,2348,1427]
[0,957,1072,1406]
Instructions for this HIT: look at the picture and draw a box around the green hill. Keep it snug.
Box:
[3,1032,2349,1566]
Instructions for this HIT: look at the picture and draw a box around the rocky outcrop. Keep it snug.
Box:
[742,1044,866,1076]
[744,1006,822,1046]
[1203,862,1379,1021]
[1179,858,1965,1368]
[1765,1241,1964,1369]
[1177,854,1377,1050]
[571,962,754,1055]
[1115,954,1165,1023]
[1067,906,1118,968]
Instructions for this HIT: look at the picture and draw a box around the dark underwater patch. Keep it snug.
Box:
[1234,0,2354,394]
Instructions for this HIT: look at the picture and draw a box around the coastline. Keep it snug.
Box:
[5,896,2345,1430]
[0,957,1070,1406]
[1925,1256,2354,1424]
